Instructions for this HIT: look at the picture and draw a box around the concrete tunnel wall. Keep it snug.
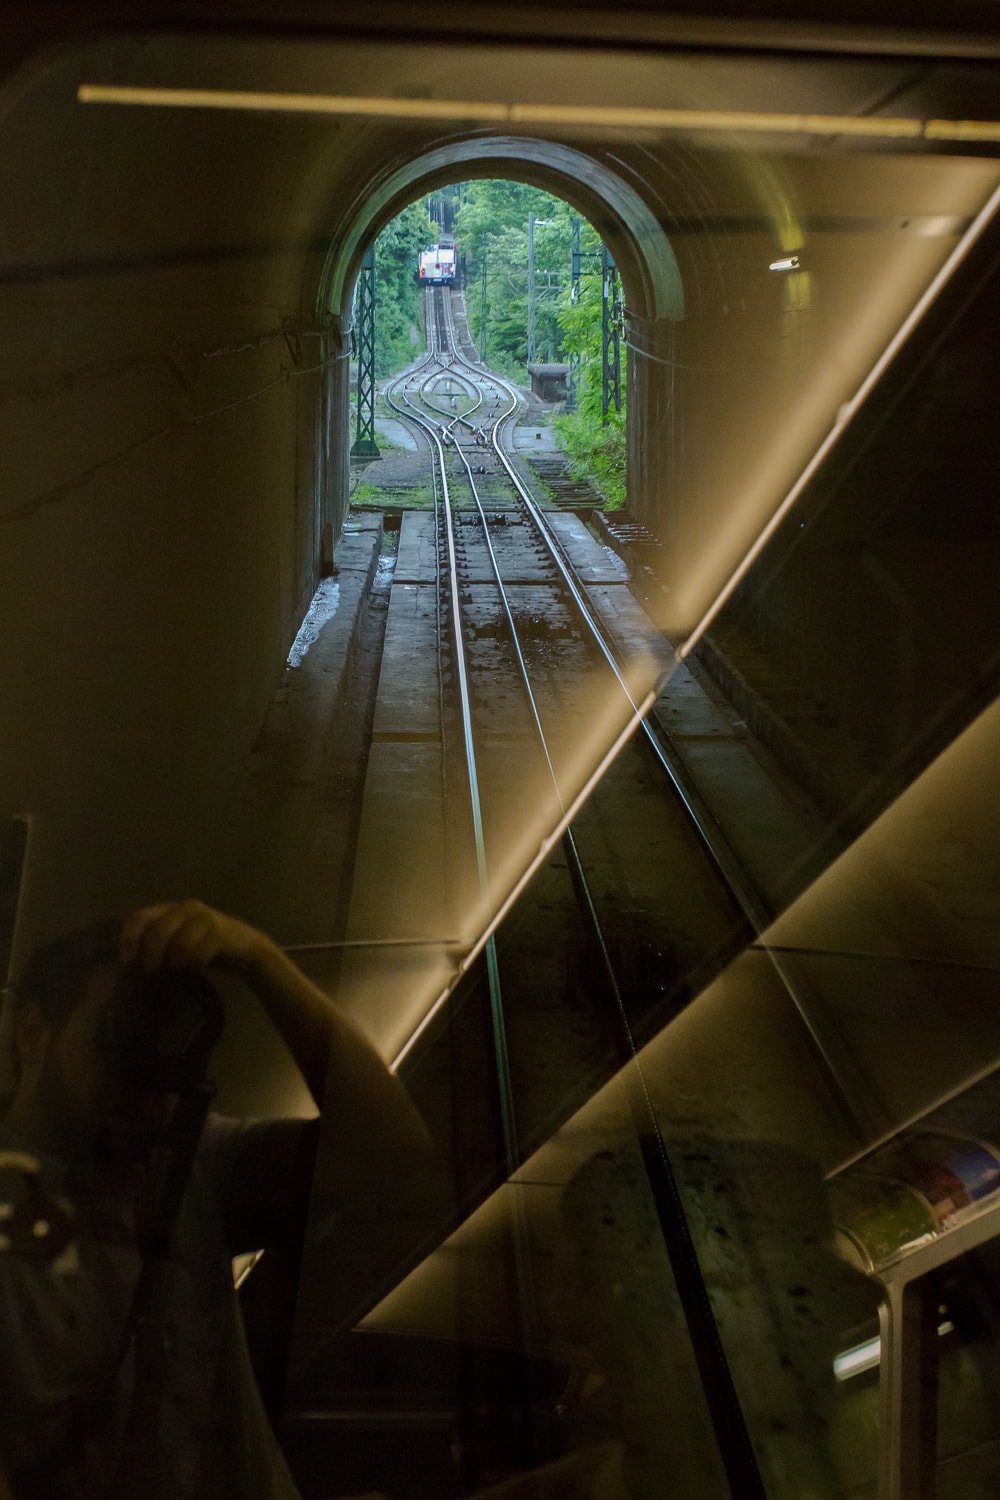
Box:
[327,125,1000,662]
[317,137,685,329]
[5,20,1000,967]
[718,210,1000,801]
[2,15,1000,1363]
[0,41,348,956]
[0,26,723,960]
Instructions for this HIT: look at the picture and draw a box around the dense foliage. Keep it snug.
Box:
[362,180,628,507]
[371,200,434,376]
[457,179,627,507]
[457,181,566,378]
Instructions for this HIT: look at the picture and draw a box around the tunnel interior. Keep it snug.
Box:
[0,24,996,946]
[2,12,1000,1500]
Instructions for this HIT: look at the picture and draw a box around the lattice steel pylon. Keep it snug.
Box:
[479,244,488,363]
[602,243,623,424]
[352,243,379,459]
[566,216,581,411]
[527,211,537,367]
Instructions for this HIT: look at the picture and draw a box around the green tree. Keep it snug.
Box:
[457,180,573,379]
[553,216,627,508]
[372,200,434,375]
[413,178,629,508]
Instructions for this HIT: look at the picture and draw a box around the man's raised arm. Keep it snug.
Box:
[119,899,431,1153]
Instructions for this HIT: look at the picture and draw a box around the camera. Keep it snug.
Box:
[97,966,224,1093]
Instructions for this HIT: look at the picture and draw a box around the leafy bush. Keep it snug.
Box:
[458,181,580,377]
[554,408,627,509]
[368,181,630,509]
[372,201,435,376]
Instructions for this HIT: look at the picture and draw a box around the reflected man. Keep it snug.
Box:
[0,900,432,1500]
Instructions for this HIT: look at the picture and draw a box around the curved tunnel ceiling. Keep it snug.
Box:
[5,24,1000,647]
[321,136,685,325]
[41,25,997,324]
[0,13,999,956]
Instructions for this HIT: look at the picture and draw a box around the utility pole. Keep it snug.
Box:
[527,211,536,367]
[351,243,379,458]
[601,243,622,424]
[567,215,581,411]
[479,241,488,364]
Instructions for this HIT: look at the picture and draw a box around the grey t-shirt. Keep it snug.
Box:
[0,1113,315,1500]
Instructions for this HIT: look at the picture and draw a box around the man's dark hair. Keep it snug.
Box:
[14,918,122,1028]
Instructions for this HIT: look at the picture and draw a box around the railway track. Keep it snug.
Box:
[380,290,866,1145]
[307,291,833,1492]
[296,291,876,1492]
[384,294,757,1135]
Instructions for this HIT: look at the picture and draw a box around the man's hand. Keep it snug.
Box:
[120,899,333,1102]
[118,901,433,1212]
[119,900,272,976]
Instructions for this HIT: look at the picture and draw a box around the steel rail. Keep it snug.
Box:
[410,296,487,439]
[384,340,520,1180]
[447,381,567,792]
[442,305,770,1499]
[387,305,540,1349]
[436,284,554,1346]
[444,321,874,1138]
[412,306,689,1151]
[404,299,865,1141]
[409,300,859,1486]
[447,369,655,1061]
[422,298,596,853]
[419,369,482,427]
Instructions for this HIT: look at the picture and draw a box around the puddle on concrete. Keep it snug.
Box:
[287,578,341,667]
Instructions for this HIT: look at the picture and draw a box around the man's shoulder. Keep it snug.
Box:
[198,1113,320,1254]
[198,1111,319,1173]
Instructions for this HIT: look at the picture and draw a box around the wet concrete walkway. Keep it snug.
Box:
[206,504,826,1079]
[207,518,383,951]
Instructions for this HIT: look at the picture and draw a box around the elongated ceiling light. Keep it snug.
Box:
[77,85,1000,142]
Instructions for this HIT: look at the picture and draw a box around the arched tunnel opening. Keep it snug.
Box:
[349,182,622,504]
[2,12,1000,1500]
